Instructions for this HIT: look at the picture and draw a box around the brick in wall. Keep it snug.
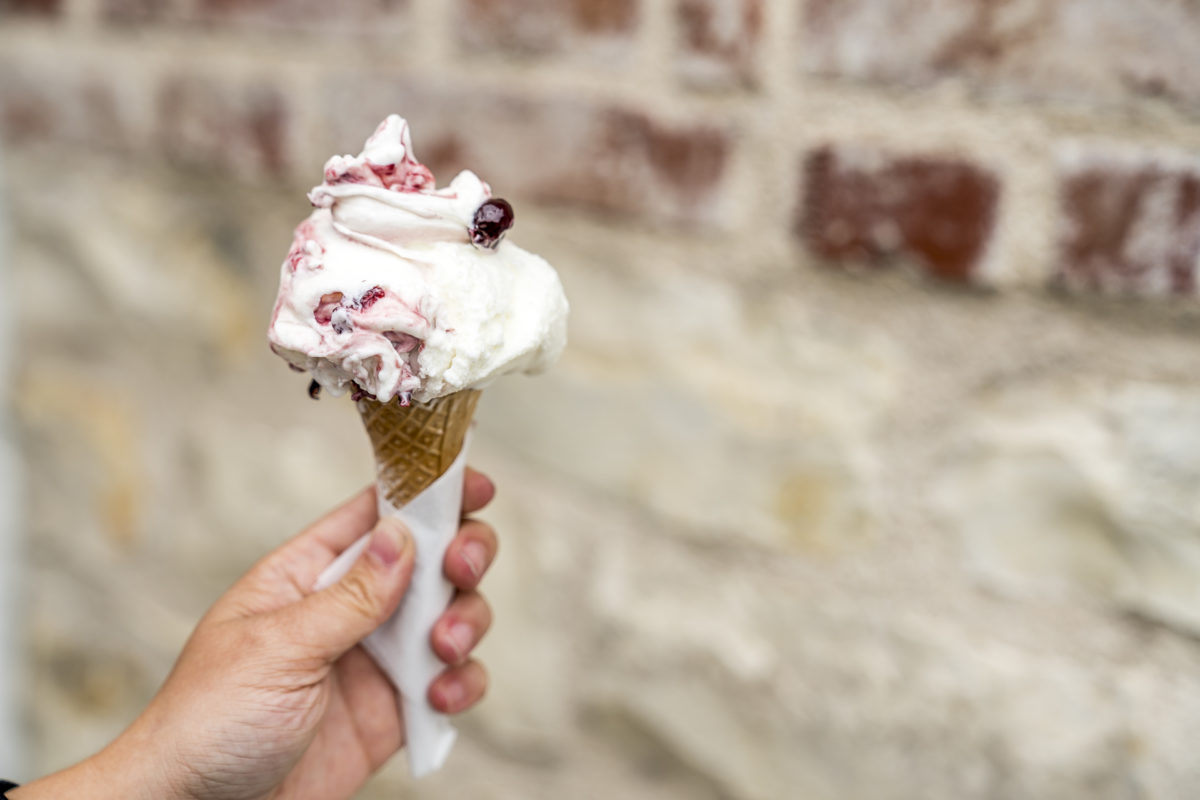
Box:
[802,0,1200,110]
[157,75,291,178]
[1056,149,1200,296]
[0,0,60,14]
[0,59,54,145]
[456,0,638,56]
[799,145,1001,282]
[103,0,410,33]
[323,76,732,227]
[0,56,136,151]
[676,0,763,90]
[196,0,409,33]
[100,0,164,23]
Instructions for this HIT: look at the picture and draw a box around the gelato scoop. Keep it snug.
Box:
[268,114,568,404]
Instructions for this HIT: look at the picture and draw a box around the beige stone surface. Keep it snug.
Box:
[935,379,1200,633]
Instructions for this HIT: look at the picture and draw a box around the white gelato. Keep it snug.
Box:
[268,115,568,404]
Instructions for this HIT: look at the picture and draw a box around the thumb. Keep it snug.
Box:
[284,517,414,663]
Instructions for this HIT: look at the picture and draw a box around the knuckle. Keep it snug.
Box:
[336,570,384,622]
[232,619,271,651]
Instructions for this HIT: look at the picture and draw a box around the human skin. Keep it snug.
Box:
[12,469,499,800]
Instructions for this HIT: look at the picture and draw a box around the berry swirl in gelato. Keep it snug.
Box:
[268,115,568,405]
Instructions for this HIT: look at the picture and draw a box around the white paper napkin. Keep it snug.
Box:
[314,442,470,778]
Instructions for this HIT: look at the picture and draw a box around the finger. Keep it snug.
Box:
[431,591,493,665]
[296,484,379,554]
[462,468,495,516]
[429,660,488,714]
[217,489,378,619]
[254,485,379,583]
[275,517,413,663]
[444,519,498,591]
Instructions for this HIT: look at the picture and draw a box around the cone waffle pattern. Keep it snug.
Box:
[359,390,481,508]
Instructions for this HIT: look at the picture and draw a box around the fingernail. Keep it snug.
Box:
[462,542,487,580]
[368,521,407,567]
[448,622,474,661]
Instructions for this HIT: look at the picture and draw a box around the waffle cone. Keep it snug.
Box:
[359,390,482,508]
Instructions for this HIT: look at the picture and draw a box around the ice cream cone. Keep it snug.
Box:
[279,115,566,779]
[358,389,482,508]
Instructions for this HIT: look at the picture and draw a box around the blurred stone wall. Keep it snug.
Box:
[3,1,1200,798]
[0,136,23,771]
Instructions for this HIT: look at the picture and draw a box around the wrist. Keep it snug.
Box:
[9,756,103,800]
[9,755,133,800]
[11,719,190,800]
[104,711,196,800]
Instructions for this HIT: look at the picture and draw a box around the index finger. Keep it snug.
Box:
[268,484,380,588]
[297,484,380,554]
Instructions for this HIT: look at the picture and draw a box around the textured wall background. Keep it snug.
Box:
[0,141,23,772]
[3,1,1200,798]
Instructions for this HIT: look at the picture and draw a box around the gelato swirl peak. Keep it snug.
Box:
[320,114,435,193]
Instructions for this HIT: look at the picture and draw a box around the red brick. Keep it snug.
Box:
[596,108,728,201]
[799,146,1000,282]
[0,0,61,14]
[457,0,556,53]
[0,66,54,144]
[802,0,1200,110]
[322,76,731,227]
[107,0,410,32]
[99,0,165,23]
[676,0,763,90]
[571,0,637,33]
[157,76,290,178]
[456,0,637,55]
[1056,153,1200,296]
[0,57,133,150]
